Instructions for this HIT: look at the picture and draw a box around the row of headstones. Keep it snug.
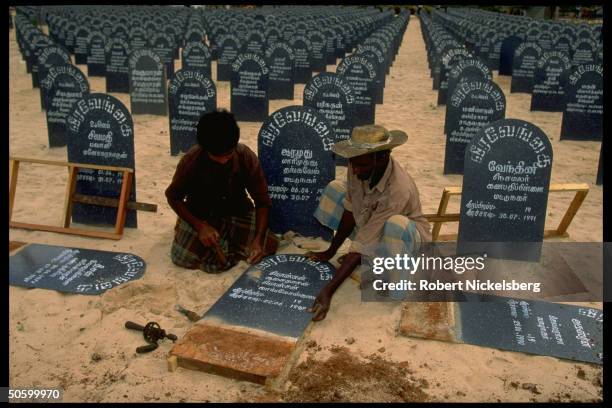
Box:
[418,12,602,186]
[428,9,603,142]
[31,11,408,158]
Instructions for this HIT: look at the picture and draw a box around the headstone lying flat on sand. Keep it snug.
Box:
[169,255,335,387]
[399,295,603,365]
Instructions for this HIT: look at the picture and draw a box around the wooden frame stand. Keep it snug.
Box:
[9,156,156,240]
[424,183,590,241]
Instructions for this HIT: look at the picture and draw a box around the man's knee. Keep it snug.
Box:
[384,214,411,233]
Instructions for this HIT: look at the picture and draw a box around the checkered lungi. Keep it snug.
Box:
[314,180,422,257]
[170,210,279,273]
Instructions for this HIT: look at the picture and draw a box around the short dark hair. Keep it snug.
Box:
[196,109,240,155]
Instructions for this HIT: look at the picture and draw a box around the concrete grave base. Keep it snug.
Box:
[168,319,311,390]
[398,302,458,342]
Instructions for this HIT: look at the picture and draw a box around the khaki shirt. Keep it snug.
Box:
[343,156,431,256]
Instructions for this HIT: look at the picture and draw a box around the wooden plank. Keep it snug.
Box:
[113,171,132,236]
[9,221,122,240]
[431,189,452,242]
[424,213,460,223]
[8,160,20,222]
[62,166,78,228]
[554,190,589,236]
[550,183,589,192]
[71,194,157,212]
[9,156,134,173]
[9,241,28,253]
[434,230,569,242]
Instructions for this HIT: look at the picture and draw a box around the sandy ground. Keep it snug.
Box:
[9,16,603,402]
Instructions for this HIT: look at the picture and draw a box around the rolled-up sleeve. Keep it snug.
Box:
[245,150,272,209]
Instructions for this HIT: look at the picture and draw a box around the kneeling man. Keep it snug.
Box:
[166,110,279,272]
[307,125,431,320]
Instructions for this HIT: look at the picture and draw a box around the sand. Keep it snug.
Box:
[9,16,603,402]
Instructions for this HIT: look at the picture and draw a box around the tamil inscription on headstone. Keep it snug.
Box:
[230,53,269,122]
[128,49,168,116]
[560,64,603,141]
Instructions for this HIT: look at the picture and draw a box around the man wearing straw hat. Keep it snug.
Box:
[306,125,431,321]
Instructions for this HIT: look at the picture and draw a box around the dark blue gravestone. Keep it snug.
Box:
[458,118,553,261]
[308,30,328,73]
[510,42,543,94]
[530,51,571,112]
[74,26,91,65]
[184,26,205,44]
[560,64,603,141]
[355,44,387,104]
[28,35,52,88]
[242,31,265,55]
[216,34,241,81]
[86,31,107,77]
[168,69,217,156]
[434,47,471,92]
[41,65,90,148]
[230,53,269,122]
[201,254,335,339]
[457,294,603,365]
[436,47,472,103]
[128,49,168,116]
[336,55,377,127]
[303,72,356,166]
[290,35,313,84]
[66,93,138,228]
[149,32,175,79]
[444,80,506,174]
[105,37,130,94]
[554,33,574,57]
[596,145,602,186]
[37,45,71,111]
[258,106,335,240]
[322,28,337,65]
[9,243,146,295]
[441,57,491,108]
[572,39,597,67]
[181,41,212,78]
[498,36,523,76]
[265,42,295,100]
[536,31,554,52]
[129,26,148,51]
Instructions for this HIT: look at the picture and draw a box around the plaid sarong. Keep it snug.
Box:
[314,180,422,257]
[170,210,279,273]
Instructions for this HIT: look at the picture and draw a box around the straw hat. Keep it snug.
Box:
[332,125,408,159]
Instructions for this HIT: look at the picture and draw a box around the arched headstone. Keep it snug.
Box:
[560,64,603,141]
[66,93,137,228]
[336,55,377,126]
[441,57,491,108]
[37,44,71,111]
[216,34,241,81]
[128,49,168,116]
[444,80,506,174]
[510,42,543,94]
[290,35,313,84]
[149,32,175,79]
[303,72,356,166]
[498,35,522,76]
[230,53,269,122]
[168,69,217,155]
[530,51,571,112]
[181,41,212,78]
[265,41,295,100]
[105,37,131,93]
[41,64,90,147]
[458,118,553,261]
[86,30,107,77]
[258,106,335,240]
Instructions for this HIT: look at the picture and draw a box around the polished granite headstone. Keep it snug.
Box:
[290,35,313,84]
[105,37,130,93]
[181,41,212,78]
[41,64,90,147]
[560,64,602,141]
[66,93,137,228]
[510,42,543,94]
[336,55,377,126]
[265,42,295,100]
[168,69,217,155]
[216,34,241,81]
[441,57,491,108]
[74,26,91,65]
[458,118,553,261]
[86,31,107,77]
[258,106,335,240]
[230,53,269,122]
[498,35,522,76]
[37,44,71,111]
[169,255,336,384]
[530,51,571,112]
[456,294,603,365]
[303,72,356,166]
[149,32,175,79]
[436,47,472,102]
[444,80,506,174]
[9,243,145,295]
[128,49,168,116]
